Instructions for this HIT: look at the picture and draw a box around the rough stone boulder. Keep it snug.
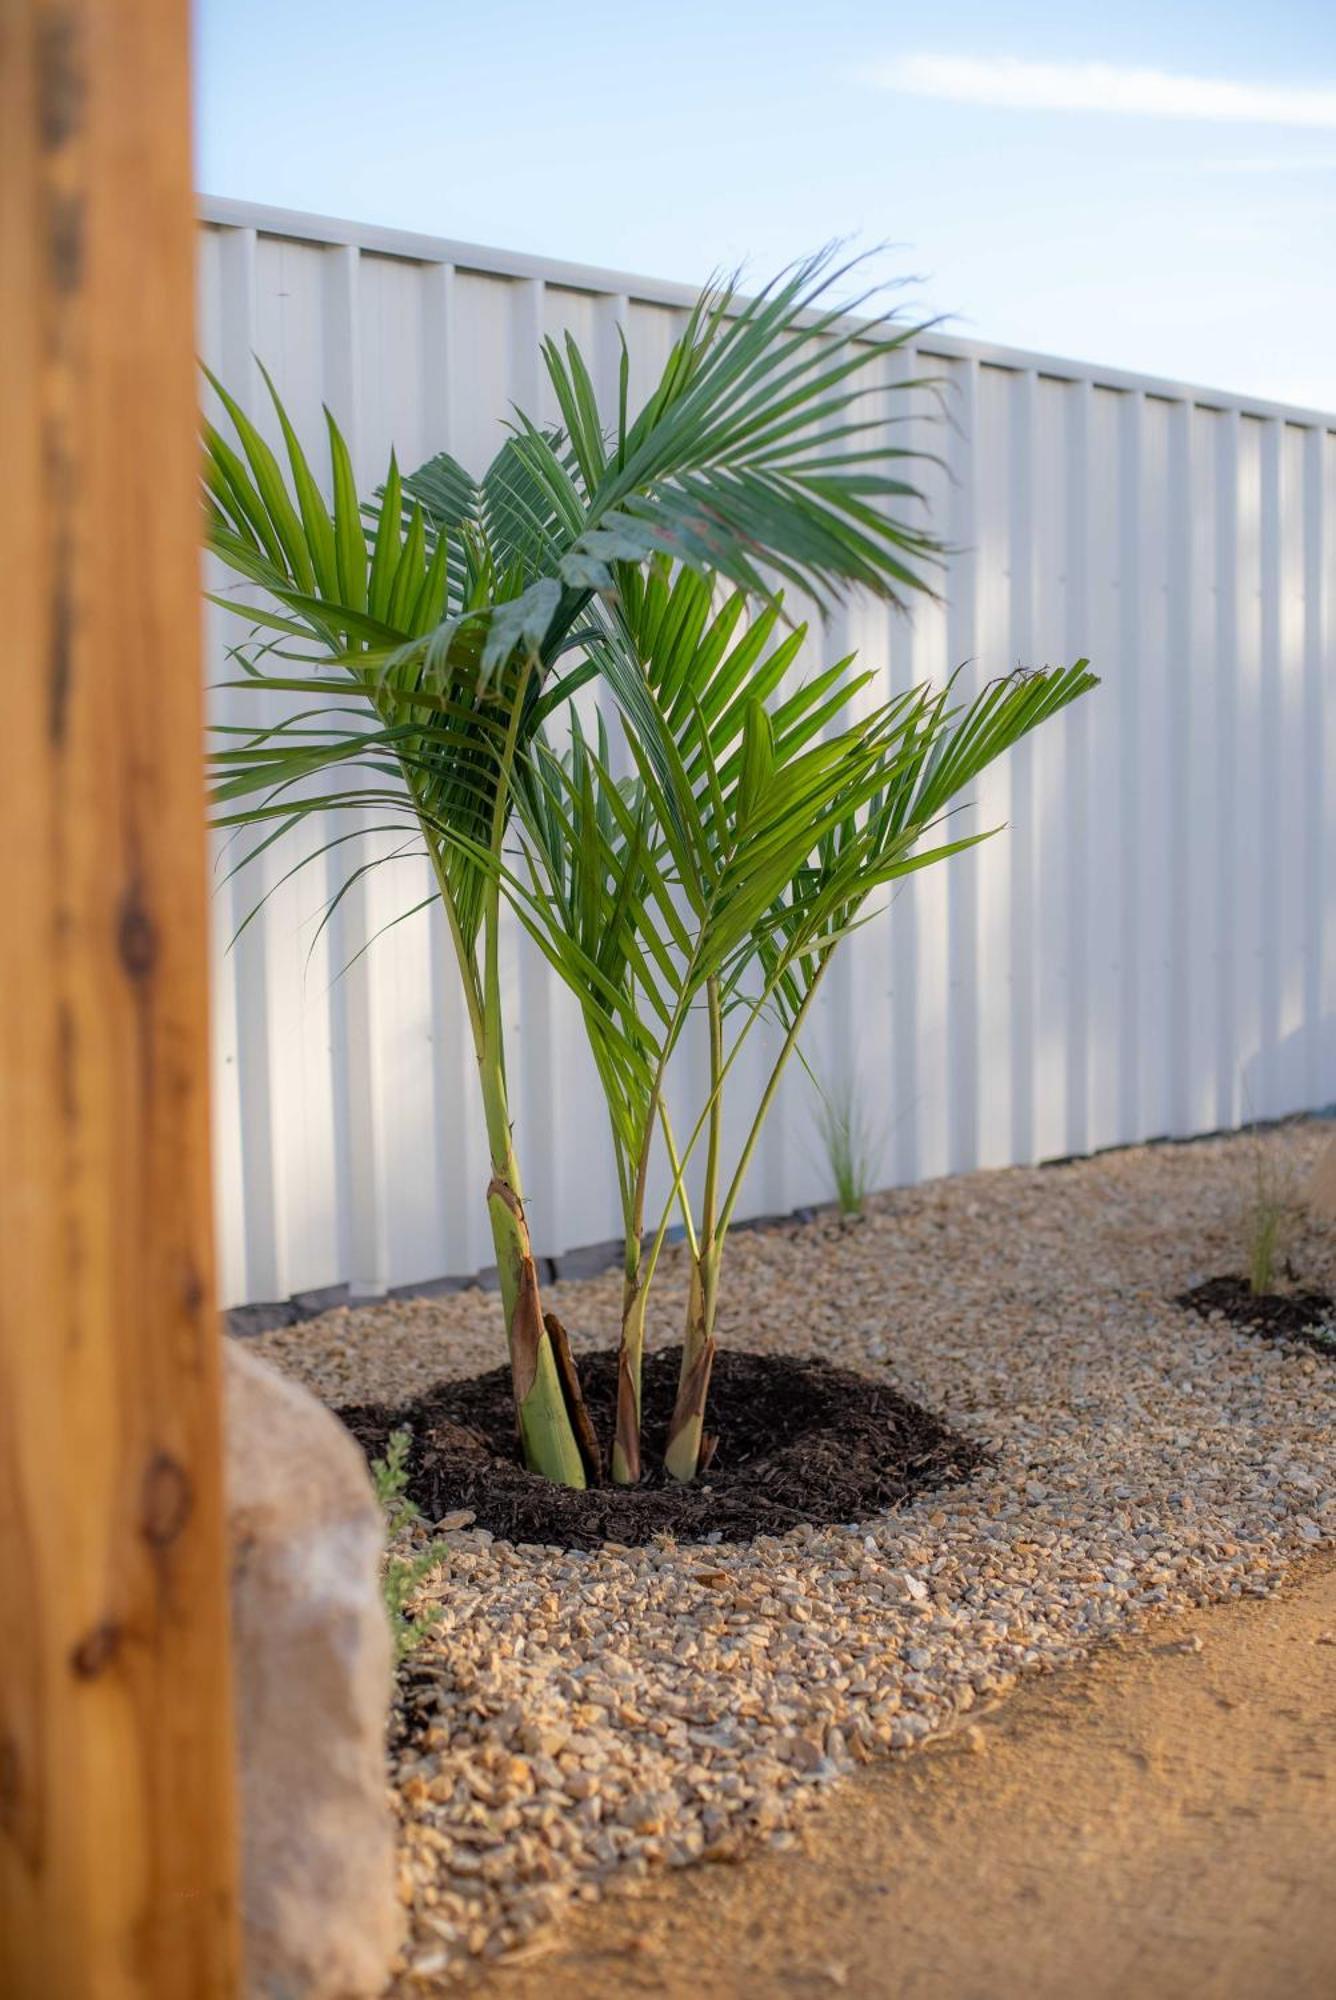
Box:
[225,1340,401,1998]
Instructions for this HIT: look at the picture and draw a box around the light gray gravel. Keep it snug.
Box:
[248,1120,1336,1987]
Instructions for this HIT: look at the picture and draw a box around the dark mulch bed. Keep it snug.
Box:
[1176,1275,1336,1357]
[337,1345,984,1550]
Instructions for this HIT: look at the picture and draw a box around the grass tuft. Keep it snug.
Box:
[813,1071,885,1219]
[1242,1132,1299,1298]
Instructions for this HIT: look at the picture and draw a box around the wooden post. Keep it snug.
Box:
[0,2,240,1993]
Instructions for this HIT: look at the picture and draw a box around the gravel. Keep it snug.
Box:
[246,1120,1336,1987]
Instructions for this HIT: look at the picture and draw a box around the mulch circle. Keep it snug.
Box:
[337,1345,985,1550]
[1176,1275,1336,1358]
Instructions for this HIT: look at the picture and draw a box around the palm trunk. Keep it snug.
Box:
[468,673,586,1489]
[612,1256,647,1485]
[611,1082,681,1487]
[664,965,833,1483]
[665,1243,718,1482]
[479,1042,586,1489]
[665,978,724,1482]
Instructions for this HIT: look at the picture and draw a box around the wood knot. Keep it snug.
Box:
[141,1451,192,1549]
[48,568,73,746]
[0,1736,19,1830]
[70,1620,122,1679]
[117,883,158,980]
[38,10,84,150]
[46,190,84,294]
[180,1259,206,1318]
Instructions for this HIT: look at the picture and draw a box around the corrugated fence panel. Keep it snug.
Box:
[196,199,1336,1308]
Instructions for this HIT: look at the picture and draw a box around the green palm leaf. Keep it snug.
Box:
[202,247,955,1489]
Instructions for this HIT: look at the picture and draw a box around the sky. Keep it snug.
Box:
[194,1,1336,410]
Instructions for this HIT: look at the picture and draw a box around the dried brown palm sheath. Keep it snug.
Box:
[544,1311,605,1484]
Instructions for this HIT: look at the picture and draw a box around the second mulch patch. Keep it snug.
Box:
[1177,1275,1336,1358]
[338,1346,984,1550]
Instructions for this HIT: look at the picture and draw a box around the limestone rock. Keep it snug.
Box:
[1305,1133,1336,1223]
[225,1339,401,1999]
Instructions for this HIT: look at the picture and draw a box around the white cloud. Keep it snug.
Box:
[865,55,1336,129]
[1198,153,1336,173]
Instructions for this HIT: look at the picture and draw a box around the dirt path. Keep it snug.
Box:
[474,1555,1336,2000]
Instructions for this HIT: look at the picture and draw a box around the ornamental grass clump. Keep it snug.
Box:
[1243,1133,1298,1296]
[204,250,945,1489]
[813,1070,885,1219]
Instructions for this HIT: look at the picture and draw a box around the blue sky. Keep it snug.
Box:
[194,1,1336,409]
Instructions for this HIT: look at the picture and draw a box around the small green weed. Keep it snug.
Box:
[371,1428,446,1663]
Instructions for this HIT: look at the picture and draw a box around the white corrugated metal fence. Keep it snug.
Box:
[198,197,1336,1310]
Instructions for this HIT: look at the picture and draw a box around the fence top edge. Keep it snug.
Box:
[198,193,1336,433]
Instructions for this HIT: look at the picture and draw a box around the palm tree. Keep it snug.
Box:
[498,565,877,1479]
[654,658,1099,1480]
[496,563,1096,1479]
[204,250,942,1484]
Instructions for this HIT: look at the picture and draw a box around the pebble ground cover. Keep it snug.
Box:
[248,1120,1336,1986]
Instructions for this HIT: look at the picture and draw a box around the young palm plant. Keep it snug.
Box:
[652,659,1099,1482]
[501,564,881,1480]
[497,569,1097,1481]
[203,249,943,1485]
